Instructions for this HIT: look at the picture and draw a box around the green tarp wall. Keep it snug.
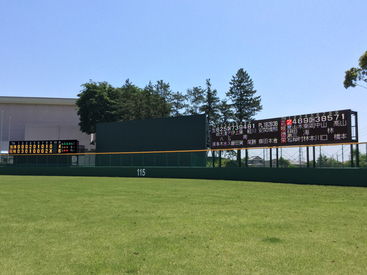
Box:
[95,152,206,167]
[1,166,366,187]
[95,115,207,167]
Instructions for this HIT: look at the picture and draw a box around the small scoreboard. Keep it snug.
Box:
[211,109,358,149]
[9,140,79,154]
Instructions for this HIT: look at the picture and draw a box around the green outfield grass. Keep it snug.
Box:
[0,176,366,274]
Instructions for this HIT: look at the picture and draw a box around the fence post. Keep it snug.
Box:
[219,150,222,167]
[350,144,354,167]
[269,148,272,168]
[212,151,215,167]
[245,149,248,168]
[356,143,359,167]
[237,149,241,167]
[306,146,309,168]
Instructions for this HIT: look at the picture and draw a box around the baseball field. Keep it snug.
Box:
[0,176,366,274]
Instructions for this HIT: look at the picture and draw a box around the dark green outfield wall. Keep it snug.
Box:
[0,166,366,187]
[96,115,207,153]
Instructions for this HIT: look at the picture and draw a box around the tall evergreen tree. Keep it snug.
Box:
[185,86,205,115]
[200,79,220,126]
[170,91,187,117]
[226,68,262,122]
[142,81,161,119]
[154,80,172,117]
[218,99,233,124]
[226,69,262,165]
[116,79,141,121]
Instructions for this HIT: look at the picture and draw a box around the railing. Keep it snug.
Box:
[1,142,367,168]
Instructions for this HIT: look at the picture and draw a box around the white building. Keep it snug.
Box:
[0,96,94,153]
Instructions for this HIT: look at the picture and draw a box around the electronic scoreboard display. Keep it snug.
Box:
[211,109,357,149]
[9,140,79,154]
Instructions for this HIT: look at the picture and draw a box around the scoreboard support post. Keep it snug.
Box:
[245,149,248,167]
[219,150,222,168]
[350,144,360,168]
[306,147,310,168]
[350,144,354,167]
[356,143,360,167]
[237,150,241,167]
[212,151,215,167]
[276,148,279,168]
[312,147,316,168]
[269,148,273,168]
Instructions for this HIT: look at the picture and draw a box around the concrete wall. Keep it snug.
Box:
[0,96,94,152]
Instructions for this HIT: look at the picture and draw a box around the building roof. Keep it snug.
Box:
[0,96,77,106]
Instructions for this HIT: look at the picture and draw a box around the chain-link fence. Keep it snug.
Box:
[2,142,367,168]
[207,142,367,168]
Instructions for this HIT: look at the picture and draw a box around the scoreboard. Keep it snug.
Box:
[211,109,357,149]
[9,140,79,154]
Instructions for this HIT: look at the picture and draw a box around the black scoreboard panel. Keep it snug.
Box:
[9,140,79,154]
[211,109,357,149]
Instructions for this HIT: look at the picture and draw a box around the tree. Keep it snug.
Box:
[170,91,187,117]
[117,79,171,120]
[199,79,220,126]
[315,154,343,168]
[141,81,160,119]
[344,149,367,167]
[76,79,172,135]
[154,80,172,117]
[76,80,119,134]
[344,51,367,89]
[278,157,292,168]
[185,86,205,115]
[218,99,233,124]
[226,68,262,121]
[116,79,143,121]
[226,68,262,165]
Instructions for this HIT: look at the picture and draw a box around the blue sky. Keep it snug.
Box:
[1,0,367,140]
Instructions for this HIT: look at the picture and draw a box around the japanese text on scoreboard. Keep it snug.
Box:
[211,109,357,149]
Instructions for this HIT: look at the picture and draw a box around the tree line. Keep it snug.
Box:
[76,68,262,134]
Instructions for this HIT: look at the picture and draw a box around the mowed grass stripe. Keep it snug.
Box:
[0,176,366,274]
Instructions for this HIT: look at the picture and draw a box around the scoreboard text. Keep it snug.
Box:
[9,140,79,154]
[211,109,357,149]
